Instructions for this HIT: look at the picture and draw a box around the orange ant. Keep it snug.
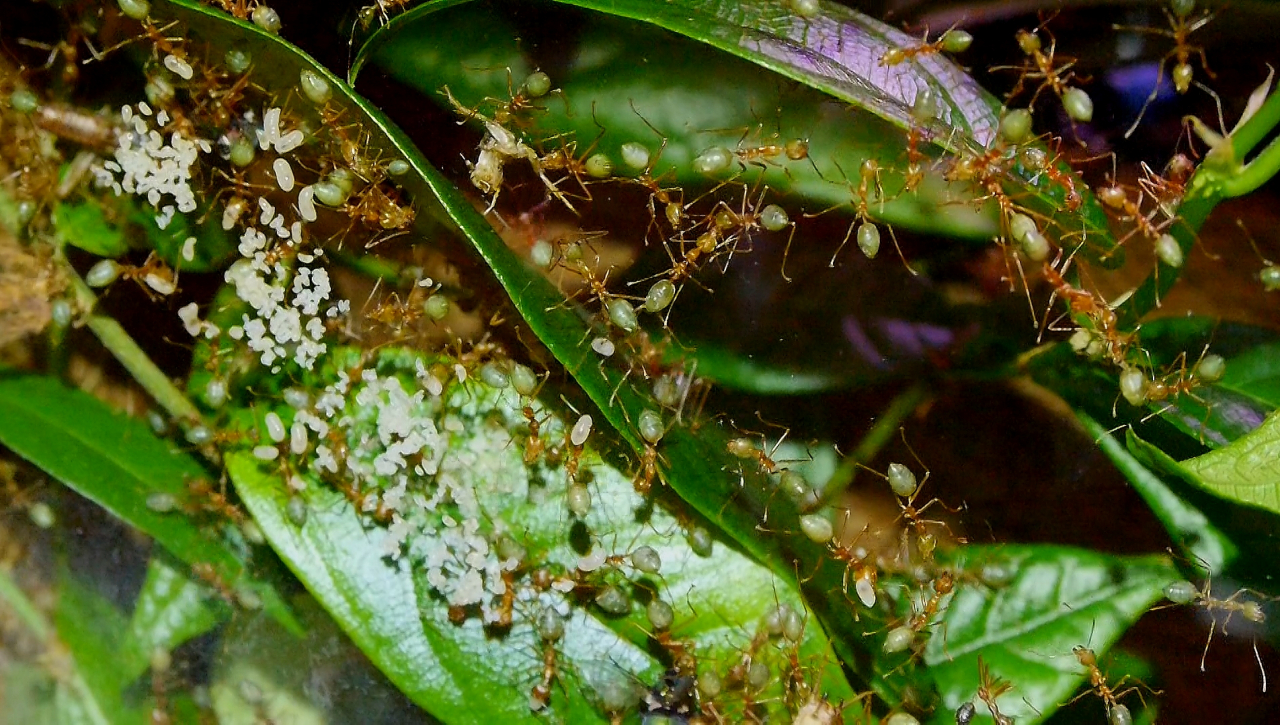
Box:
[1067,645,1154,722]
[1162,554,1271,690]
[816,520,879,610]
[520,405,550,465]
[191,562,238,604]
[1236,218,1280,292]
[528,638,560,711]
[805,159,914,274]
[976,656,1014,725]
[627,104,687,238]
[94,252,179,299]
[357,0,417,30]
[879,24,972,67]
[992,16,1087,115]
[1018,140,1083,211]
[1040,254,1137,368]
[1116,0,1217,137]
[185,476,247,526]
[860,437,966,565]
[1139,153,1195,220]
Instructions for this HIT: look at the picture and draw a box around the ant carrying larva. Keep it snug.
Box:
[1115,0,1217,138]
[990,14,1094,126]
[878,24,973,67]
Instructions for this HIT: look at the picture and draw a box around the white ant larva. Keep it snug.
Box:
[264,412,286,443]
[163,54,194,80]
[570,414,593,446]
[272,158,295,192]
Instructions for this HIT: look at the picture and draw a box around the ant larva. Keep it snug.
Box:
[1067,644,1156,724]
[1161,553,1271,691]
[991,15,1093,124]
[976,656,1015,725]
[1116,0,1217,138]
[878,24,973,67]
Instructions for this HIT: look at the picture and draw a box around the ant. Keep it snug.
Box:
[528,637,560,711]
[357,0,417,31]
[1067,645,1153,723]
[859,433,967,565]
[1237,219,1280,292]
[1018,140,1083,211]
[879,24,972,67]
[992,15,1088,116]
[976,656,1015,725]
[1162,553,1271,691]
[185,476,247,526]
[1116,0,1217,137]
[1040,253,1138,368]
[818,520,879,609]
[627,104,687,239]
[805,159,914,273]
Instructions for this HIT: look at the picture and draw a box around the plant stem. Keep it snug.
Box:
[0,568,50,640]
[1221,134,1280,198]
[64,262,203,424]
[823,382,929,500]
[1228,80,1280,161]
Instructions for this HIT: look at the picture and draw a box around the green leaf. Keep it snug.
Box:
[1078,411,1236,572]
[129,202,237,273]
[123,554,229,684]
[229,451,625,723]
[228,358,859,723]
[53,201,128,258]
[356,0,1117,262]
[0,374,298,636]
[927,546,1175,725]
[54,568,143,725]
[1180,410,1280,518]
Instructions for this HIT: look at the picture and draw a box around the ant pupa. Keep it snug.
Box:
[991,15,1092,123]
[879,25,973,67]
[1116,0,1217,138]
[1161,553,1271,691]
